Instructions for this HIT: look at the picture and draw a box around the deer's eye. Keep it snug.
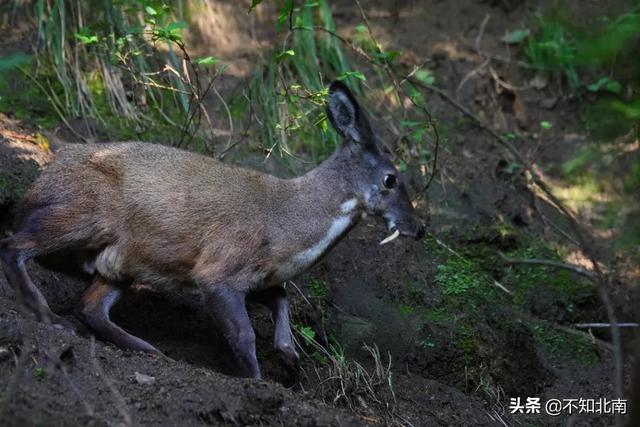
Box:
[383,174,397,189]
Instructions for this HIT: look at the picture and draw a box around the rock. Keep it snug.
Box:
[540,97,559,110]
[530,74,548,90]
[492,110,508,132]
[0,346,10,362]
[134,371,156,385]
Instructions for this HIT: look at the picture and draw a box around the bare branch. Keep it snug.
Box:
[554,324,614,353]
[498,252,598,281]
[575,323,639,329]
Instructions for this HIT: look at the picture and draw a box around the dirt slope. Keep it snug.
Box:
[1,0,636,425]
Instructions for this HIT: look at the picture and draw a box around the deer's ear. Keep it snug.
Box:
[326,81,372,145]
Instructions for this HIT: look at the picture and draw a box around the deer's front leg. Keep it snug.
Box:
[205,286,261,378]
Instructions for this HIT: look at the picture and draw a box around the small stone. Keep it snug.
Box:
[134,371,156,385]
[540,97,559,110]
[530,74,548,90]
[0,346,10,362]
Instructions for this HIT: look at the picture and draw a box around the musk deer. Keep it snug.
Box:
[0,81,425,378]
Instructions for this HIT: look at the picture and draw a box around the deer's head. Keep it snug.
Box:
[326,81,425,244]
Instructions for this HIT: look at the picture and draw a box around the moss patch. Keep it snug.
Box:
[505,242,595,319]
[418,223,600,394]
[421,307,453,323]
[433,255,502,309]
[531,324,600,366]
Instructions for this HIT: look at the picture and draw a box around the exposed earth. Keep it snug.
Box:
[1,0,638,426]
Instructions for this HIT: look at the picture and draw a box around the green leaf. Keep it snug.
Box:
[249,0,262,12]
[414,68,435,86]
[502,28,530,44]
[412,126,427,143]
[0,52,30,71]
[611,99,640,119]
[35,366,46,380]
[587,77,607,92]
[277,0,293,29]
[145,6,157,16]
[167,21,188,33]
[276,49,295,62]
[75,27,99,45]
[298,326,316,345]
[540,121,553,130]
[605,80,623,94]
[336,71,366,81]
[587,77,622,95]
[406,85,426,107]
[128,25,144,34]
[373,50,401,63]
[505,162,524,174]
[195,56,220,66]
[419,339,435,349]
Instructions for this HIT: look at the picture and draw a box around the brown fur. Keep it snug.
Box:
[14,142,360,293]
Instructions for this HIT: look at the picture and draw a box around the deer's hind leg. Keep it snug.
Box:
[0,232,75,331]
[76,275,162,355]
[0,202,105,330]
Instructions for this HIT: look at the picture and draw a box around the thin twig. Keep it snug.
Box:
[498,252,598,281]
[493,280,513,296]
[353,0,440,194]
[60,363,96,418]
[0,313,32,418]
[90,338,132,426]
[211,85,233,152]
[456,58,489,99]
[456,14,491,97]
[475,14,491,51]
[575,323,639,329]
[533,197,582,247]
[554,324,614,353]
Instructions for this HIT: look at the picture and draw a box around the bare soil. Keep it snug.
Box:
[1,0,637,426]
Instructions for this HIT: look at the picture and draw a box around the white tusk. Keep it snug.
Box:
[379,229,400,245]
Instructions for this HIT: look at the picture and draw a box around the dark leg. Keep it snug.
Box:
[0,234,74,331]
[251,287,300,372]
[205,286,261,379]
[76,275,161,354]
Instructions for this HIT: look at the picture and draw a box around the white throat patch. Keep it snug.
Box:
[274,199,358,282]
[294,215,352,268]
[340,198,358,214]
